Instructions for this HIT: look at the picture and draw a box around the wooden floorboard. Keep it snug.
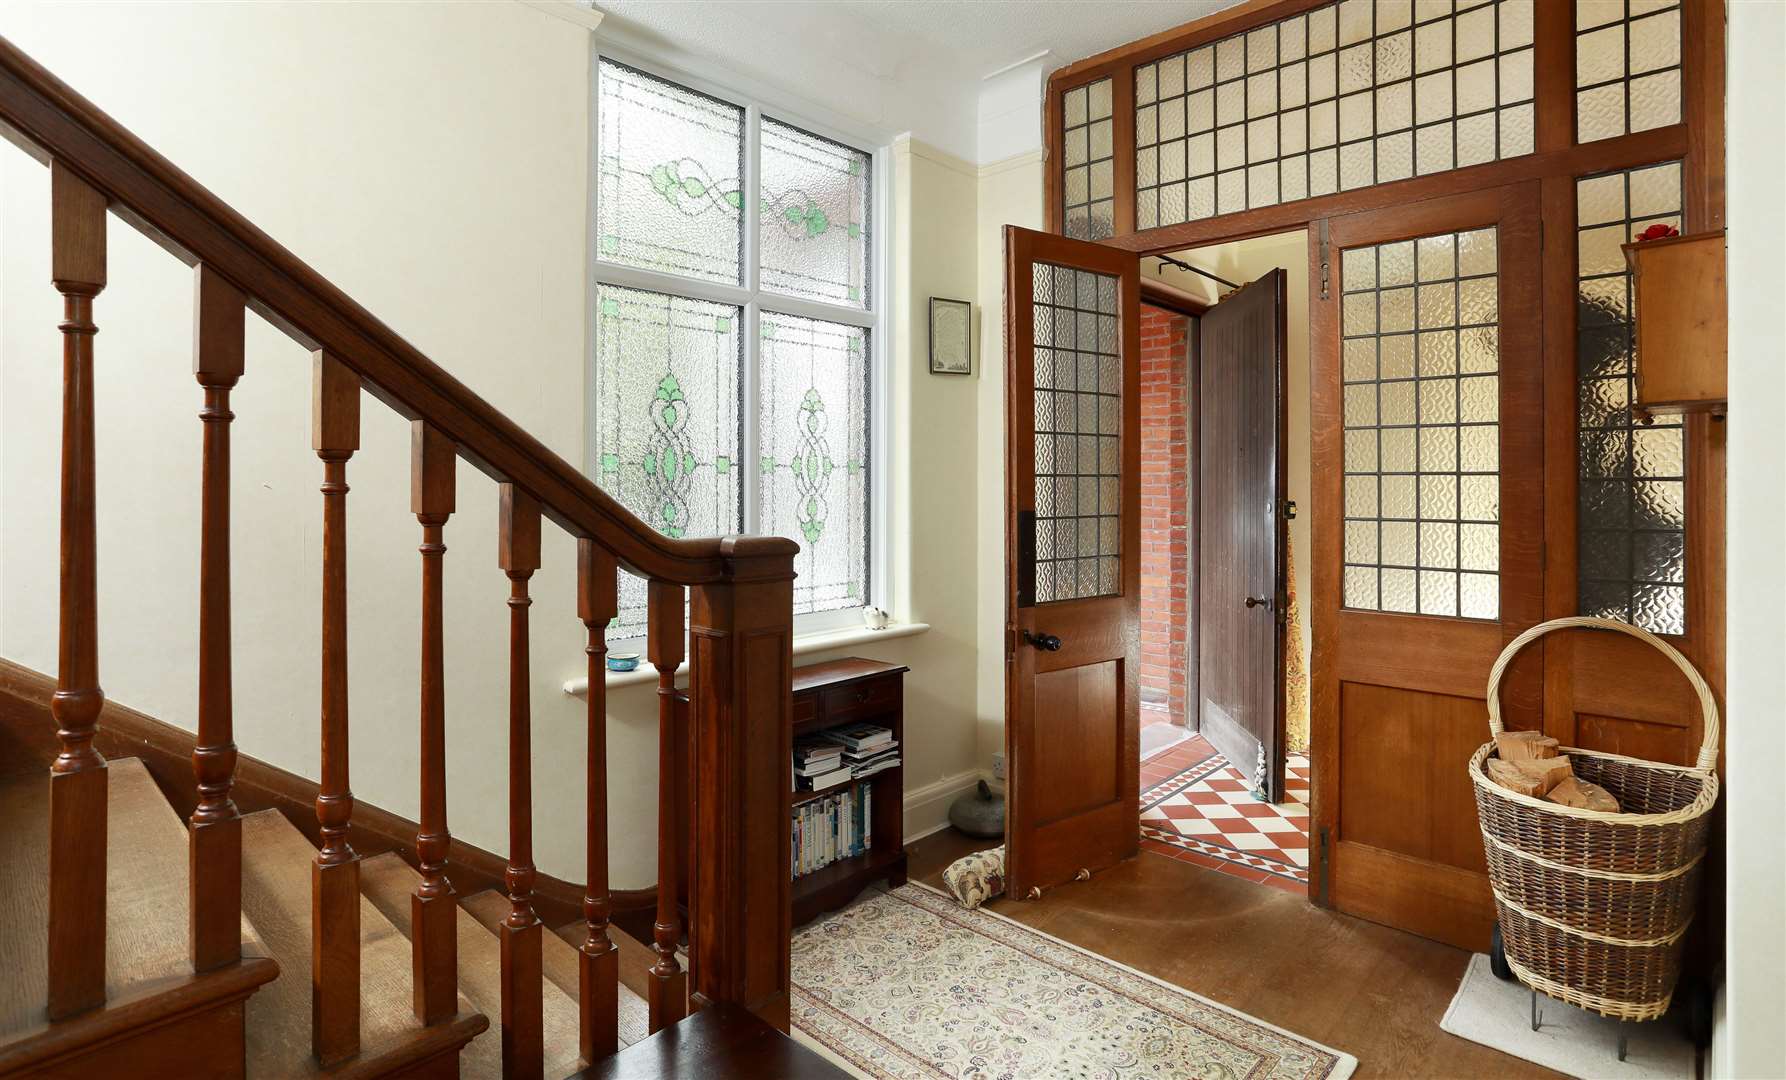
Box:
[904,829,1566,1080]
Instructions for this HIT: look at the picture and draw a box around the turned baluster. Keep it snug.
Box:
[576,541,620,1062]
[312,352,360,1066]
[498,485,545,1079]
[46,161,108,1021]
[411,421,458,1024]
[646,580,688,1032]
[190,264,245,973]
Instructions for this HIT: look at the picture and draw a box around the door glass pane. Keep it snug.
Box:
[759,311,872,616]
[593,284,743,637]
[1576,2,1682,143]
[1136,0,1535,230]
[597,60,745,285]
[1575,161,1685,634]
[1340,227,1500,619]
[760,118,871,308]
[1033,262,1121,603]
[1062,78,1116,240]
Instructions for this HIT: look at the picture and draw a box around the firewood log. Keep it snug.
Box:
[1510,754,1573,794]
[1545,775,1621,813]
[1486,757,1546,797]
[1495,731,1560,761]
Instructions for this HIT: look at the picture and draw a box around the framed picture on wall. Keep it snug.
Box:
[929,297,972,375]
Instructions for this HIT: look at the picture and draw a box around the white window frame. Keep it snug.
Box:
[587,42,893,640]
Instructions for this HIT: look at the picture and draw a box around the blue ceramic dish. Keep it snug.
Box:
[606,652,641,672]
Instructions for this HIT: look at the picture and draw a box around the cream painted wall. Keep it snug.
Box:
[0,1,990,887]
[1713,2,1786,1075]
[1145,234,1314,711]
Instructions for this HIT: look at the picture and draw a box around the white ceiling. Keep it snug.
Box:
[591,1,1243,162]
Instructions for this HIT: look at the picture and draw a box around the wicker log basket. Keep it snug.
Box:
[1471,616,1720,1022]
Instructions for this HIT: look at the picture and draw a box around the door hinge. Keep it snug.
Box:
[1318,219,1332,301]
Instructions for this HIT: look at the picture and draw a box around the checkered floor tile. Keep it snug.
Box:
[1138,735,1311,896]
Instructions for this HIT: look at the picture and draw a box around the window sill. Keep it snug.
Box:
[561,621,930,696]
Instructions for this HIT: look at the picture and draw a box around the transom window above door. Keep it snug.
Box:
[591,56,882,638]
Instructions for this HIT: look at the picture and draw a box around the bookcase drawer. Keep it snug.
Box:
[792,692,820,726]
[822,677,898,723]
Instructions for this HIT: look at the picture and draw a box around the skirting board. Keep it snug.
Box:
[904,768,997,844]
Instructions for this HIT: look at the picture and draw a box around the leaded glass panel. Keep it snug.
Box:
[1341,227,1501,619]
[1575,161,1685,634]
[760,118,871,308]
[1032,262,1121,603]
[759,312,871,615]
[1062,78,1116,241]
[1576,1,1682,143]
[1134,0,1535,230]
[597,60,744,285]
[593,284,743,636]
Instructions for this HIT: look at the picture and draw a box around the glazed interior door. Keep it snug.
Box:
[1310,185,1543,951]
[1003,225,1141,899]
[1197,270,1289,802]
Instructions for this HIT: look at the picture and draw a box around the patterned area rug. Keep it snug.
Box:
[791,883,1357,1079]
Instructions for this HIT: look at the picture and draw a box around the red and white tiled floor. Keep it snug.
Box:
[1138,733,1311,897]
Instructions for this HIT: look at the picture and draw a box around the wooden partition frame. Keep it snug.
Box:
[1044,0,1729,947]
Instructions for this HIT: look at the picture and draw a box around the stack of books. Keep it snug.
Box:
[793,735,850,792]
[832,721,900,779]
[791,785,871,880]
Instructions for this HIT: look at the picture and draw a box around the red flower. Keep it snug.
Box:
[1636,223,1680,242]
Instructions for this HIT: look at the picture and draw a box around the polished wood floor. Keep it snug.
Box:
[906,829,1565,1080]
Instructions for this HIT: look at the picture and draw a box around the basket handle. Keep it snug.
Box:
[1486,615,1720,774]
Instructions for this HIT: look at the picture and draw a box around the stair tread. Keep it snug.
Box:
[239,810,485,1077]
[359,853,584,1079]
[462,890,651,1049]
[0,758,262,1046]
[568,1001,849,1080]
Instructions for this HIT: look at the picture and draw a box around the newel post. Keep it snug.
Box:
[687,536,797,1030]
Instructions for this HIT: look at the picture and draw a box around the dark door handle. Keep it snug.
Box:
[1023,630,1063,651]
[1245,596,1271,610]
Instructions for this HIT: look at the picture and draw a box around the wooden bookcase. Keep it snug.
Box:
[790,658,908,926]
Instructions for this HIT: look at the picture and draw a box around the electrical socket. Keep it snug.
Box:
[991,753,1006,780]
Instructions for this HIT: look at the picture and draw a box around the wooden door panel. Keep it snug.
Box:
[1003,226,1141,899]
[1031,662,1122,824]
[1311,184,1542,952]
[1574,712,1694,764]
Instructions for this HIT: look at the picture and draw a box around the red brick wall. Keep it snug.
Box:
[1139,306,1190,719]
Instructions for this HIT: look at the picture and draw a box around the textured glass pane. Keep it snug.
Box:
[759,312,870,615]
[1032,263,1122,603]
[1575,2,1683,142]
[1341,225,1500,616]
[1064,78,1116,240]
[598,60,744,285]
[1573,163,1687,634]
[595,285,743,636]
[759,118,869,307]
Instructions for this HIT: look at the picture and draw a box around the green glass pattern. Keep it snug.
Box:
[598,60,744,285]
[759,311,870,615]
[594,284,742,637]
[760,118,871,308]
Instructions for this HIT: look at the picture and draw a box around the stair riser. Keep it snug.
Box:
[0,991,255,1080]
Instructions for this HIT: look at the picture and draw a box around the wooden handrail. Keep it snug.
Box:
[0,35,796,585]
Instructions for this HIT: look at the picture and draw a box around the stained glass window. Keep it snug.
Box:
[1575,162,1685,634]
[761,119,871,308]
[593,58,879,635]
[597,60,744,286]
[1133,0,1534,229]
[1062,78,1116,241]
[1576,1,1681,143]
[1032,262,1122,603]
[593,284,743,638]
[760,313,871,614]
[1340,227,1501,619]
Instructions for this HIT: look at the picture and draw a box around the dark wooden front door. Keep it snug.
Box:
[1197,270,1289,802]
[1310,185,1544,950]
[1002,226,1141,900]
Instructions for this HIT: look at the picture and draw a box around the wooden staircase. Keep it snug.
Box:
[0,32,845,1079]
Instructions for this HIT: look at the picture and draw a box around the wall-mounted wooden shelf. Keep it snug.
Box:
[1621,230,1727,417]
